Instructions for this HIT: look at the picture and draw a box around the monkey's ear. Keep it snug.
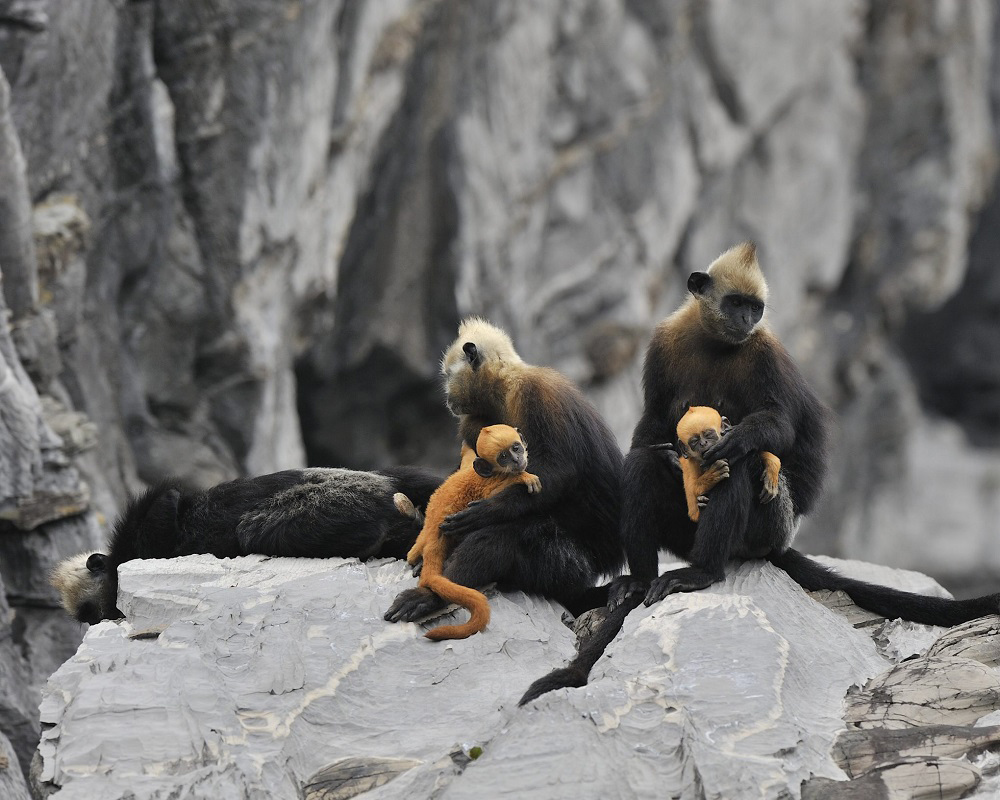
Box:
[472,458,494,478]
[720,416,732,433]
[86,553,108,574]
[463,342,483,370]
[687,272,712,295]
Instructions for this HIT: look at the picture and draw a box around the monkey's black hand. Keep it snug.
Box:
[648,443,683,479]
[411,557,423,578]
[702,429,751,464]
[384,587,447,623]
[608,575,648,609]
[439,500,489,540]
[644,567,721,606]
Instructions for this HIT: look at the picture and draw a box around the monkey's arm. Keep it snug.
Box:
[687,460,732,521]
[629,339,682,449]
[702,407,795,465]
[439,442,569,538]
[514,471,542,494]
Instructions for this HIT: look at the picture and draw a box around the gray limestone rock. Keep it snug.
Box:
[0,728,31,800]
[35,554,1000,799]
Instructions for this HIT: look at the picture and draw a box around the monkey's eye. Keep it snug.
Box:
[688,437,699,448]
[497,452,509,463]
[752,302,763,313]
[511,443,522,453]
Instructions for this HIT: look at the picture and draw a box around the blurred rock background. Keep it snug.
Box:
[0,0,999,780]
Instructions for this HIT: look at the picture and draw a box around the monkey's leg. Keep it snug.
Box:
[610,446,696,608]
[384,520,595,622]
[384,526,518,623]
[645,457,754,606]
[760,452,781,503]
[680,460,703,522]
[688,459,730,521]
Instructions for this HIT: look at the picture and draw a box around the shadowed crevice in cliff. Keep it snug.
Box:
[296,1,464,473]
[900,175,1000,449]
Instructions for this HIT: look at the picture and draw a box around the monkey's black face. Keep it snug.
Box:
[75,600,104,625]
[685,429,720,462]
[719,293,764,342]
[494,441,527,473]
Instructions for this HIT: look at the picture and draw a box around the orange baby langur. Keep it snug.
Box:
[406,424,541,640]
[676,406,780,522]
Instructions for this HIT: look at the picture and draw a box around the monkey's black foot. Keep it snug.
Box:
[383,587,447,623]
[759,487,777,503]
[644,567,721,606]
[607,575,648,609]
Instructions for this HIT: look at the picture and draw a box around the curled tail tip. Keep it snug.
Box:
[518,667,588,706]
[424,624,479,641]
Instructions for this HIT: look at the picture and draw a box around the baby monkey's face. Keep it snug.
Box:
[475,424,529,474]
[493,439,527,473]
[676,407,731,463]
[684,427,721,462]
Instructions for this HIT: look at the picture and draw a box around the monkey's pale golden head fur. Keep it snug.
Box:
[684,242,769,345]
[441,317,522,375]
[50,551,106,623]
[676,406,724,443]
[706,241,768,303]
[441,317,524,416]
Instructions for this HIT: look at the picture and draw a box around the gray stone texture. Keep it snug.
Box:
[32,554,1000,799]
[1,0,1000,789]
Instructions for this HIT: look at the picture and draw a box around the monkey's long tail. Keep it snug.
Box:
[518,591,644,706]
[770,548,1000,627]
[422,576,490,640]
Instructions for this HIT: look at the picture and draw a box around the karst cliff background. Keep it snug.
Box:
[1,0,1000,772]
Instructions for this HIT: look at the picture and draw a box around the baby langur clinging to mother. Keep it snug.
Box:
[675,406,781,522]
[405,424,541,641]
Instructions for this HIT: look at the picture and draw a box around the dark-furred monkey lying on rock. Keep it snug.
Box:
[406,424,541,641]
[51,466,442,624]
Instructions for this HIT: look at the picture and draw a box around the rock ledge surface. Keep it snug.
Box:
[33,555,1000,799]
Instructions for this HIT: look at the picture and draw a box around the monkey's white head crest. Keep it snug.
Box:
[707,241,768,304]
[441,317,523,376]
[50,550,102,617]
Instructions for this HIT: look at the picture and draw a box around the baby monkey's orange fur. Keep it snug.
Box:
[676,406,781,522]
[406,424,541,640]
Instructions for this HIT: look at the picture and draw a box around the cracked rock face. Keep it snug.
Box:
[34,554,1000,799]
